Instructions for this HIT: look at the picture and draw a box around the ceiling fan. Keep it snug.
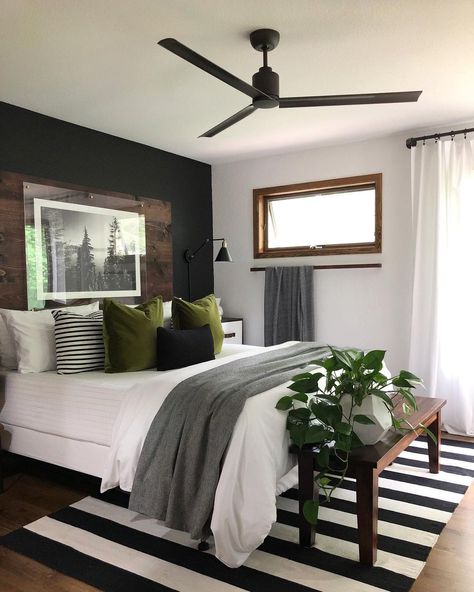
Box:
[158,29,422,138]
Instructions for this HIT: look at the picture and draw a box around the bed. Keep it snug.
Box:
[1,342,302,567]
[0,343,256,476]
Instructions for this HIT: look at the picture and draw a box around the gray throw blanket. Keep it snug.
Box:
[264,266,315,346]
[129,342,329,540]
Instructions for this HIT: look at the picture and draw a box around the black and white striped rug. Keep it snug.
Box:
[2,437,473,592]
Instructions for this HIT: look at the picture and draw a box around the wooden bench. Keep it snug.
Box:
[292,396,446,565]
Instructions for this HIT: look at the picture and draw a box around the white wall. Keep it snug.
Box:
[212,134,413,371]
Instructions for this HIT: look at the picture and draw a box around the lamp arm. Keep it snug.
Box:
[184,238,225,262]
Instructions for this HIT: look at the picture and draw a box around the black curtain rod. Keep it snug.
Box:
[406,127,474,149]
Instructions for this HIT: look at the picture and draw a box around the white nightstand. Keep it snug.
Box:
[221,317,243,344]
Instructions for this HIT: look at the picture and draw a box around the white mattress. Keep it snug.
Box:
[0,344,257,448]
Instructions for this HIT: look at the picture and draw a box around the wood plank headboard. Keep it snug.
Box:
[0,170,173,309]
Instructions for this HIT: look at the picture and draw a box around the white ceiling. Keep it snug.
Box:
[1,0,474,164]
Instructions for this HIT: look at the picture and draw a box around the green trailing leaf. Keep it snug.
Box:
[326,374,336,391]
[398,388,418,412]
[335,433,352,452]
[334,421,352,436]
[362,349,386,370]
[399,370,423,386]
[317,446,330,468]
[288,374,322,393]
[305,425,333,444]
[289,407,312,421]
[289,423,306,448]
[317,476,331,487]
[391,376,412,388]
[287,380,309,393]
[303,499,319,525]
[312,357,337,372]
[369,388,394,407]
[350,432,364,449]
[291,372,314,381]
[353,414,376,425]
[311,401,342,426]
[275,396,293,411]
[419,423,438,445]
[292,392,309,403]
[345,348,364,362]
[315,394,340,405]
[392,417,403,430]
[330,347,354,370]
[372,371,389,383]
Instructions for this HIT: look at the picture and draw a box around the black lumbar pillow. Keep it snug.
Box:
[156,324,215,370]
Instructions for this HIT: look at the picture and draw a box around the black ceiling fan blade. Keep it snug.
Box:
[200,104,257,138]
[279,90,422,108]
[158,38,271,102]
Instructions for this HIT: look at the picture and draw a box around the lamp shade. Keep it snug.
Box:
[215,240,233,262]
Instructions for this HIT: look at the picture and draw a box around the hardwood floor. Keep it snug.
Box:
[413,483,474,592]
[0,470,99,592]
[0,437,473,592]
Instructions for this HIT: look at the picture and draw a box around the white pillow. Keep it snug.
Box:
[0,312,17,369]
[163,300,172,328]
[1,302,100,374]
[215,297,224,318]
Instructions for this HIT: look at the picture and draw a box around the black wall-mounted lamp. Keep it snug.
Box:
[184,237,232,300]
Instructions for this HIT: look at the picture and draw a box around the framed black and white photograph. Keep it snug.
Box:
[33,198,143,300]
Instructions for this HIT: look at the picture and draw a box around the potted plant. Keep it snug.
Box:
[276,346,431,525]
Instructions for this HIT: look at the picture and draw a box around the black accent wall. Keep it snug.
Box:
[0,101,213,299]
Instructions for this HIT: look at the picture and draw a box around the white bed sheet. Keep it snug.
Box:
[1,423,111,476]
[0,371,130,446]
[0,344,254,448]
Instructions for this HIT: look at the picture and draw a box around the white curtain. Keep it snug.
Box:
[409,137,474,436]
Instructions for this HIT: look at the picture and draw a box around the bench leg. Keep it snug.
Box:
[298,447,316,547]
[356,466,378,566]
[428,411,441,473]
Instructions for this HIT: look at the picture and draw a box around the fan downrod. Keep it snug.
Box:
[249,29,280,109]
[249,29,280,52]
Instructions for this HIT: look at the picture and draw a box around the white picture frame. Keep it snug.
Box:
[33,198,143,300]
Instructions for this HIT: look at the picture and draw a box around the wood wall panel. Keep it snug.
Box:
[142,198,173,301]
[0,172,28,309]
[0,170,172,309]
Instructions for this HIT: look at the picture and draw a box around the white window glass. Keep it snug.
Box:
[267,188,375,249]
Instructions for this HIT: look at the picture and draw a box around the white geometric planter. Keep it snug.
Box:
[341,394,393,445]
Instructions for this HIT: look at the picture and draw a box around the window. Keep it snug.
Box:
[253,174,382,258]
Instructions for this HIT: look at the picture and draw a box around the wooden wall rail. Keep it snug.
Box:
[250,263,382,272]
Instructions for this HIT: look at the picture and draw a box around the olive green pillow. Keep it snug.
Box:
[172,294,224,354]
[103,297,164,373]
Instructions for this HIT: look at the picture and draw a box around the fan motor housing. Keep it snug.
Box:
[252,67,279,108]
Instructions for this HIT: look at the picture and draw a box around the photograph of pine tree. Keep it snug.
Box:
[32,198,143,300]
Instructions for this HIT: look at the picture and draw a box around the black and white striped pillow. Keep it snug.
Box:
[52,310,104,374]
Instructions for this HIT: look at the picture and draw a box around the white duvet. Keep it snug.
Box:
[101,342,301,568]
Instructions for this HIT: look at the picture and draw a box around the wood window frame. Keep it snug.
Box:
[253,173,382,258]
